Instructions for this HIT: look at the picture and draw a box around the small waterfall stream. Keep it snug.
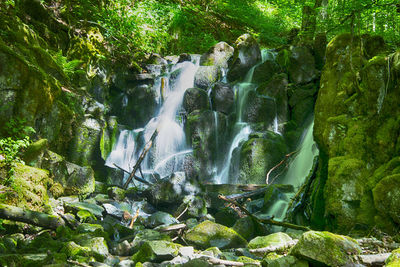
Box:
[106,57,200,184]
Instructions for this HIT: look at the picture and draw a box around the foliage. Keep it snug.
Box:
[0,119,35,187]
[53,51,85,78]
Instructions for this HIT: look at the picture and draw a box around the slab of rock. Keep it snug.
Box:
[289,231,361,266]
[131,240,182,263]
[185,220,247,249]
[248,232,293,249]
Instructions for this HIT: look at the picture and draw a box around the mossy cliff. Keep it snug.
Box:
[309,33,400,233]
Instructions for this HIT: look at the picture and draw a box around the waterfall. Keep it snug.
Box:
[264,120,319,220]
[106,57,200,184]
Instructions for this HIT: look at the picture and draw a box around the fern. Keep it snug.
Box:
[53,51,84,78]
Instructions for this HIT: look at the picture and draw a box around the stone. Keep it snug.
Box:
[248,232,293,249]
[288,46,317,84]
[178,53,192,63]
[64,201,104,218]
[64,162,95,196]
[131,241,182,263]
[145,211,179,228]
[185,220,247,249]
[373,174,400,224]
[22,138,48,166]
[289,231,361,266]
[117,259,135,267]
[252,57,280,84]
[183,88,210,114]
[228,34,261,81]
[79,237,109,260]
[194,66,221,90]
[107,186,126,201]
[232,217,255,241]
[263,255,309,267]
[77,223,105,234]
[242,91,276,126]
[131,229,171,252]
[210,82,234,115]
[200,41,234,68]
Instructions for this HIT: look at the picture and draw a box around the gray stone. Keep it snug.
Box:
[288,46,317,84]
[200,41,234,69]
[183,87,210,114]
[210,82,234,115]
[194,66,220,90]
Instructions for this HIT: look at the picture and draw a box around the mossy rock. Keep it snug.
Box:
[200,41,234,68]
[78,237,109,261]
[131,240,181,263]
[373,174,400,225]
[289,231,361,266]
[61,241,91,258]
[185,220,247,249]
[386,248,400,267]
[4,163,50,212]
[248,232,293,249]
[23,138,48,166]
[263,255,309,267]
[194,66,221,90]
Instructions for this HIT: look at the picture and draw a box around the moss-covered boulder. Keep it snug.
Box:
[238,132,286,184]
[194,66,221,90]
[242,91,276,126]
[228,34,261,82]
[185,220,247,249]
[79,237,109,260]
[263,255,309,267]
[2,163,50,212]
[289,231,361,266]
[200,41,234,68]
[288,46,317,84]
[183,87,210,114]
[253,56,280,84]
[373,174,400,224]
[131,240,182,263]
[248,232,293,249]
[64,162,95,196]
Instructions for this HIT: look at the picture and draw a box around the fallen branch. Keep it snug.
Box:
[0,203,66,230]
[201,256,261,266]
[266,150,298,184]
[218,195,311,232]
[113,163,152,185]
[249,239,298,255]
[123,129,158,189]
[159,223,187,232]
[225,184,294,201]
[129,208,140,229]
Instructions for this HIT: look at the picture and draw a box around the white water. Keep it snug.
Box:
[106,57,200,184]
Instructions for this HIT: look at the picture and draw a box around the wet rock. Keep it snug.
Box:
[64,201,104,218]
[232,217,255,241]
[22,138,48,166]
[288,46,317,84]
[242,91,276,126]
[373,173,400,224]
[77,223,105,234]
[194,66,221,90]
[114,240,133,256]
[228,34,261,81]
[289,231,361,266]
[131,240,182,263]
[252,57,280,84]
[145,211,179,228]
[79,237,109,260]
[210,82,234,115]
[183,87,210,114]
[200,41,234,68]
[178,53,192,63]
[248,232,293,249]
[185,220,247,249]
[117,259,135,267]
[131,229,171,252]
[178,195,207,219]
[64,162,95,196]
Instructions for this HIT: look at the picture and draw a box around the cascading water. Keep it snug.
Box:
[106,57,200,184]
[264,119,319,220]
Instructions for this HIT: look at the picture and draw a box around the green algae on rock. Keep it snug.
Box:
[131,240,182,263]
[248,232,293,249]
[185,220,247,249]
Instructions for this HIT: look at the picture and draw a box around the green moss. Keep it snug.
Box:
[248,232,292,249]
[61,241,91,258]
[131,241,181,263]
[23,138,48,165]
[373,174,400,225]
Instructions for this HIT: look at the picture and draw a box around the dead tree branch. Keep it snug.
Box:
[266,150,298,184]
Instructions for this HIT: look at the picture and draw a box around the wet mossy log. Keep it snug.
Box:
[0,203,66,230]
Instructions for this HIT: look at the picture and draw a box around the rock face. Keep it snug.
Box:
[228,34,261,81]
[210,82,234,115]
[290,231,361,266]
[194,66,220,90]
[288,46,317,84]
[185,220,247,249]
[309,33,400,232]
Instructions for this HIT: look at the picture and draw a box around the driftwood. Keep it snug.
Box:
[200,255,261,266]
[218,195,311,232]
[0,203,66,230]
[159,223,187,232]
[123,129,158,189]
[249,239,298,255]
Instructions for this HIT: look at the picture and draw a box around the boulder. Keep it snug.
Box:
[183,87,210,114]
[210,82,235,115]
[288,46,317,84]
[248,232,293,249]
[79,237,109,260]
[289,231,361,266]
[194,66,221,90]
[200,41,234,69]
[238,132,287,184]
[185,220,247,249]
[228,34,261,81]
[64,162,95,196]
[252,57,280,84]
[263,255,309,267]
[131,240,182,263]
[242,91,276,126]
[144,211,179,228]
[178,53,192,63]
